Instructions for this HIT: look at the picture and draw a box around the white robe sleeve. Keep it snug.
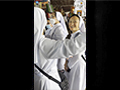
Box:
[80,23,86,33]
[45,29,52,38]
[57,58,66,70]
[46,23,67,70]
[51,24,67,70]
[68,55,79,69]
[39,32,86,59]
[52,23,66,40]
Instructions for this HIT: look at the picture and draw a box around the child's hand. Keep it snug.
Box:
[64,59,69,71]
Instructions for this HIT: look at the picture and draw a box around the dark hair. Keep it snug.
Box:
[68,14,80,22]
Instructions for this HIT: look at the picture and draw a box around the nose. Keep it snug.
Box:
[70,22,74,26]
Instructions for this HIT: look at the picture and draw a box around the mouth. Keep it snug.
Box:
[70,26,74,28]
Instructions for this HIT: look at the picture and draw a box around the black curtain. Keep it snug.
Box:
[87,1,120,90]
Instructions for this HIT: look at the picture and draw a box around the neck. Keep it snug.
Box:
[72,30,79,34]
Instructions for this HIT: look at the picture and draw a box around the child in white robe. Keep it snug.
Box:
[65,14,86,90]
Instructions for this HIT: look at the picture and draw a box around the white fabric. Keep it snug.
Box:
[45,23,67,70]
[45,23,66,40]
[79,15,86,33]
[34,7,86,90]
[63,16,67,22]
[34,7,47,64]
[56,11,68,37]
[68,57,86,90]
[66,30,86,90]
[45,28,51,38]
[34,7,61,90]
[49,18,56,25]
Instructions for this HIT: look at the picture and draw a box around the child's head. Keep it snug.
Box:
[68,14,80,33]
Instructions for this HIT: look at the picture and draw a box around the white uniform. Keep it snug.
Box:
[66,30,86,90]
[34,7,86,90]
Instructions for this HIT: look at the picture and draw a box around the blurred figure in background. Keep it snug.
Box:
[46,3,68,38]
[63,13,68,24]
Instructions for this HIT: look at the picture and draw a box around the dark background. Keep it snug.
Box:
[0,1,34,90]
[0,0,120,90]
[87,1,120,90]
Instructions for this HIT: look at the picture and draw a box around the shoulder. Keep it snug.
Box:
[74,31,81,38]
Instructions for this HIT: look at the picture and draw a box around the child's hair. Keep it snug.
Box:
[68,14,80,22]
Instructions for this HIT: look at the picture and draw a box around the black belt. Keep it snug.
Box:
[81,55,86,62]
[34,64,60,84]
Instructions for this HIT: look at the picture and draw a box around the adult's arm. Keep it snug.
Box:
[40,32,86,59]
[52,23,66,40]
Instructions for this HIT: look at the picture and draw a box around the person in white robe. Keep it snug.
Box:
[65,14,86,90]
[45,4,68,71]
[34,7,86,90]
[45,18,67,84]
[46,5,68,38]
[45,20,66,71]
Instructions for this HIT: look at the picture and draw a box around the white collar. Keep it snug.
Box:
[71,30,81,38]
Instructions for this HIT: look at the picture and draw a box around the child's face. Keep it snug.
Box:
[68,16,80,33]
